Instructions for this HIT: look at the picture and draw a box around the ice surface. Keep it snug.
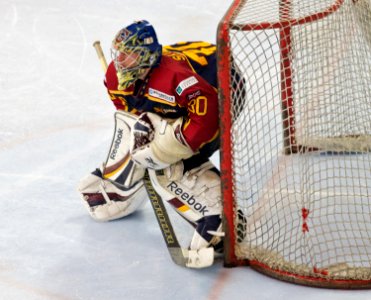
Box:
[0,0,371,299]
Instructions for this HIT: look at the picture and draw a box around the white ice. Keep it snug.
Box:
[0,0,371,299]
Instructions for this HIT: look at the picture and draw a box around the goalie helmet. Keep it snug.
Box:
[112,20,162,90]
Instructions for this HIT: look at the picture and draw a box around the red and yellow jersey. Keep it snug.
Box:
[104,41,218,153]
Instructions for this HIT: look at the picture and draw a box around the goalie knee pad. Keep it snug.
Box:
[157,159,222,219]
[78,168,147,222]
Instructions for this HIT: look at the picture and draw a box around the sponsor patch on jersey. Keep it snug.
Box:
[176,76,198,95]
[149,88,175,103]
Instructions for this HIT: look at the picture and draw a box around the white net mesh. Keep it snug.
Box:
[222,0,371,285]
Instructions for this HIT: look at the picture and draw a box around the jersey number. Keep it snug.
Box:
[188,96,207,116]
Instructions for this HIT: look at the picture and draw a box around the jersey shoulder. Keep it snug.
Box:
[147,55,197,96]
[163,41,216,68]
[146,55,215,107]
[163,41,217,87]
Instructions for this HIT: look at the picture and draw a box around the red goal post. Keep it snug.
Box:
[217,0,371,288]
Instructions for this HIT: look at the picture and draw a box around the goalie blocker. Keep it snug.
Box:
[77,111,228,267]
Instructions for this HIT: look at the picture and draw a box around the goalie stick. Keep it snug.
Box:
[92,41,214,268]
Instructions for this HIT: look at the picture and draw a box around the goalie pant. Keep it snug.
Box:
[77,111,223,251]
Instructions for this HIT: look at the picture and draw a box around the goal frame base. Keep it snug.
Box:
[250,261,371,289]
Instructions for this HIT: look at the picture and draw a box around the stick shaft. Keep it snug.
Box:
[93,41,108,72]
[143,170,189,266]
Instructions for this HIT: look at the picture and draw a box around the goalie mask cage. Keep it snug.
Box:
[217,0,371,288]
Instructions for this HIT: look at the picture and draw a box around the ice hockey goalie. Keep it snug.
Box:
[77,20,234,266]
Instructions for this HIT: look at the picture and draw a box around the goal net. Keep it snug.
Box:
[217,0,371,288]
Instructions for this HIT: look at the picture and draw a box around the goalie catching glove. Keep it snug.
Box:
[130,112,194,170]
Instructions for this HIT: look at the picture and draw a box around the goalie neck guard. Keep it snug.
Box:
[112,20,162,90]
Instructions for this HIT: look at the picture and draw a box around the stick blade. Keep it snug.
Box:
[168,247,188,266]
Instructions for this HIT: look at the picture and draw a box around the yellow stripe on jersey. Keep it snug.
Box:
[198,129,219,150]
[145,93,178,106]
[183,118,191,131]
[109,89,134,96]
[109,89,139,113]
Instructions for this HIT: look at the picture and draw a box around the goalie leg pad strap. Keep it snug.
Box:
[190,215,223,250]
